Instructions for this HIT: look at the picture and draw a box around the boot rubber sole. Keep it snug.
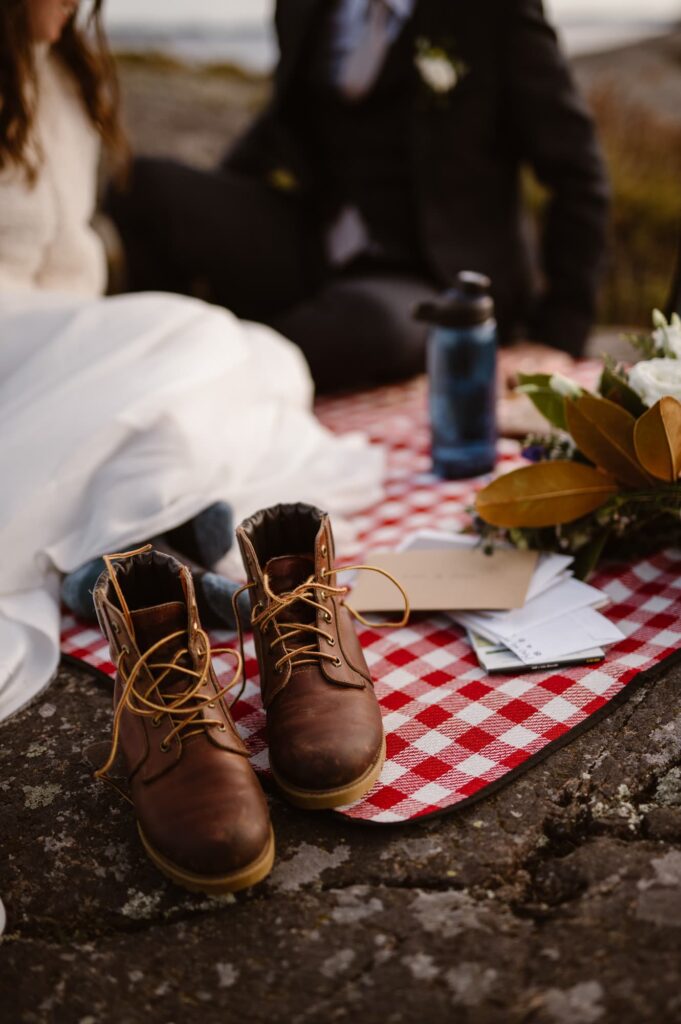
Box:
[137,824,275,894]
[271,733,386,810]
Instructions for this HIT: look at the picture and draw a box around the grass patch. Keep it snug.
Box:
[592,86,681,325]
[114,50,266,84]
[203,61,268,83]
[526,85,681,327]
[114,50,188,73]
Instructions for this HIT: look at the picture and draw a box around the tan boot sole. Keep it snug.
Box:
[137,824,275,894]
[271,733,386,810]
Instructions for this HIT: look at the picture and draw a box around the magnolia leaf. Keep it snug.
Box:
[475,461,618,528]
[599,364,647,418]
[516,373,568,431]
[633,396,681,481]
[565,392,651,488]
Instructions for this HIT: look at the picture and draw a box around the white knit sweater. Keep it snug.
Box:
[0,46,106,296]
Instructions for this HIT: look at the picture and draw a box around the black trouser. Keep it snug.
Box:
[107,158,436,392]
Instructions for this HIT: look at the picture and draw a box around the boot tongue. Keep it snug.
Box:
[265,555,315,596]
[131,601,188,658]
[264,555,316,630]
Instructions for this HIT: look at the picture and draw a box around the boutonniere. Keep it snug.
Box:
[414,37,468,96]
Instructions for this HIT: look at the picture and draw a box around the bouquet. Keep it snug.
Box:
[475,311,681,577]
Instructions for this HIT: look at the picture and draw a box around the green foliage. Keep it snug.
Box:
[599,359,647,417]
[478,491,681,579]
[571,530,610,580]
[623,332,661,360]
[516,373,569,430]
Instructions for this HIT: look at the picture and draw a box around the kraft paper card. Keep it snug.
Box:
[346,548,538,613]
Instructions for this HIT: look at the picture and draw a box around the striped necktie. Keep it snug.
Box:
[338,0,393,102]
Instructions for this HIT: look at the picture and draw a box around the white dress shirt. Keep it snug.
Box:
[325,0,418,265]
[328,0,417,86]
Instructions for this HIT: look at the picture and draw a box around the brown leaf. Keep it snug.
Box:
[476,460,618,528]
[634,396,681,482]
[565,393,651,488]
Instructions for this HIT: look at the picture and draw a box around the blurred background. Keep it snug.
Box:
[103,0,681,328]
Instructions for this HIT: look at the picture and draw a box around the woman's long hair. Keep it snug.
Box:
[0,0,125,180]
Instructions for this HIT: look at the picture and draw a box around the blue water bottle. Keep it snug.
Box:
[415,271,497,479]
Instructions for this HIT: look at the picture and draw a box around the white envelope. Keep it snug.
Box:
[457,577,607,642]
[503,607,624,665]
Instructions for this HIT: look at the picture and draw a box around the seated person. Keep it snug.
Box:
[0,0,381,721]
[109,0,610,392]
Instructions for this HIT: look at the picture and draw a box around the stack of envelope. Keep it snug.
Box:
[398,530,625,673]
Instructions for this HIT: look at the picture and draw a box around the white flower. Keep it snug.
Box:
[651,310,681,357]
[415,53,458,94]
[628,357,681,407]
[549,373,581,399]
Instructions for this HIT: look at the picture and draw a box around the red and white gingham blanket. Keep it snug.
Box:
[61,373,681,823]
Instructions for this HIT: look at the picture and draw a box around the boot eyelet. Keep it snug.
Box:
[326,637,335,647]
[160,740,170,752]
[151,716,161,728]
[332,657,341,667]
[321,544,327,557]
[112,622,120,634]
[324,612,332,623]
[320,590,327,601]
[217,724,227,732]
[120,644,130,656]
[252,601,264,618]
[207,701,216,708]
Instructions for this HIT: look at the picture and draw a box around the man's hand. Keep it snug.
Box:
[497,340,575,395]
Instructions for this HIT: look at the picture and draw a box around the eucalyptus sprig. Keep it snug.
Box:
[625,309,681,360]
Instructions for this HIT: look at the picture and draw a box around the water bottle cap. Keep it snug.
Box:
[414,270,494,327]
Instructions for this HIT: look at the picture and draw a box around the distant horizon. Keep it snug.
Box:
[102,1,680,70]
[104,0,681,26]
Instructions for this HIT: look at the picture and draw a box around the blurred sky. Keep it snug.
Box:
[104,0,681,26]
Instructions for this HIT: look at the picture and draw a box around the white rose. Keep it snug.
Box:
[628,357,681,407]
[415,55,458,94]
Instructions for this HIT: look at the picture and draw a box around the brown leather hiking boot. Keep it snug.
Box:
[236,503,391,809]
[92,546,274,893]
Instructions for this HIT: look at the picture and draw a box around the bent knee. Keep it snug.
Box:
[334,284,428,381]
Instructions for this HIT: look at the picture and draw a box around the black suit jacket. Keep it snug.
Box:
[226,0,610,354]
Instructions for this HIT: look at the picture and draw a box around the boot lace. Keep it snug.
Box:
[94,547,243,802]
[233,563,410,678]
[95,628,242,802]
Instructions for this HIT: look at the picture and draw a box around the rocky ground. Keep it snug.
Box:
[573,31,681,127]
[111,56,269,170]
[1,650,681,1023]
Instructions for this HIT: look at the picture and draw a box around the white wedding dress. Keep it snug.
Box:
[0,49,383,724]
